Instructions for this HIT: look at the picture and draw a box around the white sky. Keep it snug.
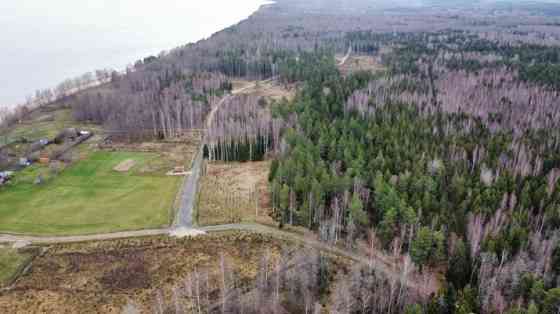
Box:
[0,0,269,52]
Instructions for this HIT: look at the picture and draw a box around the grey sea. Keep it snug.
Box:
[0,0,268,108]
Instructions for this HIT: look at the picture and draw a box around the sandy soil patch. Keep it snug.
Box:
[233,80,296,101]
[231,79,255,91]
[113,159,136,172]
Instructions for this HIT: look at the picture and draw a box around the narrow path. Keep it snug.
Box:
[338,46,352,66]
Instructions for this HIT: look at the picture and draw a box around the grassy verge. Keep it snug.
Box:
[0,151,181,235]
[0,247,32,287]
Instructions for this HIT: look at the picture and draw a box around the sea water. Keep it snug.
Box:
[0,0,270,108]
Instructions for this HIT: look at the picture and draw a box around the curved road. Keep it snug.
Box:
[338,46,352,66]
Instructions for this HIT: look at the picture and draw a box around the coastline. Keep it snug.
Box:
[0,0,275,112]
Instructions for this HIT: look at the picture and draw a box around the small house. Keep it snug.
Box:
[19,157,30,166]
[0,171,13,186]
[54,128,79,144]
[29,139,49,153]
[39,151,50,165]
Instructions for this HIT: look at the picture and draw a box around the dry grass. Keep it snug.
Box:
[100,136,201,174]
[231,79,255,91]
[197,161,274,226]
[232,80,296,101]
[0,247,32,287]
[0,232,285,313]
[339,55,386,76]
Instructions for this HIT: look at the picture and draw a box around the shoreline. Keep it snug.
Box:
[0,0,275,112]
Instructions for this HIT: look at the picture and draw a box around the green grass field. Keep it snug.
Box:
[0,151,181,235]
[0,248,30,286]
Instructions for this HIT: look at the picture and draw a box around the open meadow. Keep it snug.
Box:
[0,151,182,235]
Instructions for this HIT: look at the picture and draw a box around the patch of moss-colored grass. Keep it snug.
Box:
[0,248,30,286]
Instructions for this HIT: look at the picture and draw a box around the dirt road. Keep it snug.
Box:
[338,46,352,66]
[173,81,260,228]
[0,228,169,245]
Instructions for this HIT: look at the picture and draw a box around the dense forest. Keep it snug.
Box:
[265,28,560,313]
[3,0,560,313]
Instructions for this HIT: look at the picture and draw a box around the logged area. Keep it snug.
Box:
[0,233,285,313]
[0,151,180,235]
[197,161,273,226]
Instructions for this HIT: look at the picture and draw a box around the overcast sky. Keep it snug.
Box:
[0,0,270,51]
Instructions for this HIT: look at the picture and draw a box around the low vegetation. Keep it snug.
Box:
[0,232,286,313]
[0,247,31,287]
[0,151,181,235]
[197,161,273,226]
[0,231,413,313]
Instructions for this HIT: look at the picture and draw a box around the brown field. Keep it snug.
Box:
[232,80,296,101]
[231,79,255,92]
[339,55,386,76]
[0,232,285,313]
[197,161,274,226]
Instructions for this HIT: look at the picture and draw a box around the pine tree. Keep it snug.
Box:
[411,226,433,269]
[349,193,368,227]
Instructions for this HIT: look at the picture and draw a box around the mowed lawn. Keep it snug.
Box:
[0,151,181,235]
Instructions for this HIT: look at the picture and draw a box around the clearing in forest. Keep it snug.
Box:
[0,232,286,313]
[197,161,274,226]
[338,55,386,76]
[231,79,296,101]
[0,151,181,235]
